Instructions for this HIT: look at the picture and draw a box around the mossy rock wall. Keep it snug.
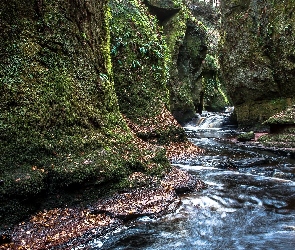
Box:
[0,0,170,228]
[220,0,295,127]
[109,0,207,126]
[0,0,207,229]
[187,0,230,112]
[172,19,207,121]
[235,98,295,129]
[163,3,207,123]
[109,0,170,120]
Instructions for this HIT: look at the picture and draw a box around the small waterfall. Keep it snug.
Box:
[185,107,235,130]
[197,113,225,128]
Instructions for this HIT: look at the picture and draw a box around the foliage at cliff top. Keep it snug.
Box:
[263,106,295,125]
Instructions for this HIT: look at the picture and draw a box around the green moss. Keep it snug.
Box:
[258,133,295,148]
[109,0,170,120]
[0,0,172,229]
[235,98,295,128]
[108,0,188,144]
[163,6,207,121]
[220,0,295,127]
[263,105,295,125]
[237,131,255,142]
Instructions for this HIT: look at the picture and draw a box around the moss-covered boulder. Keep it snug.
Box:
[263,105,295,134]
[220,0,295,127]
[259,105,295,148]
[264,105,295,126]
[237,131,255,142]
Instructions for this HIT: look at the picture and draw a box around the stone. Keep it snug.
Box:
[220,0,295,127]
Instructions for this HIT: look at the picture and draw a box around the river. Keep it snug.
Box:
[83,111,295,250]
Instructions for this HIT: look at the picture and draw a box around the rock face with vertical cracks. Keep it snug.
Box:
[174,19,207,121]
[161,2,207,124]
[220,0,295,127]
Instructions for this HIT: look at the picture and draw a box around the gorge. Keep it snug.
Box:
[1,0,295,248]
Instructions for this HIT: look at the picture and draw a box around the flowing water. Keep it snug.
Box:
[85,111,295,250]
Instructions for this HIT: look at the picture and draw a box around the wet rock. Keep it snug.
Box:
[237,131,255,142]
[286,194,295,209]
[216,158,269,169]
[263,198,288,209]
[282,225,295,231]
[233,158,269,168]
[215,160,237,170]
[272,170,294,180]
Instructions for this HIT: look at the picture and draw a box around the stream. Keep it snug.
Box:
[84,111,295,250]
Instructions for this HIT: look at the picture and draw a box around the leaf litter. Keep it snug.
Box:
[1,167,206,249]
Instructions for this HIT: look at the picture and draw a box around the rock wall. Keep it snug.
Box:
[0,0,169,228]
[188,0,229,112]
[0,0,209,229]
[109,0,187,143]
[166,15,207,122]
[220,0,295,127]
[110,0,207,125]
[159,0,207,123]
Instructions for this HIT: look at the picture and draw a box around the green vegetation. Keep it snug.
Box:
[0,0,231,229]
[237,131,255,142]
[258,133,295,148]
[202,54,229,111]
[109,0,170,119]
[263,105,295,125]
[164,6,207,121]
[0,0,171,228]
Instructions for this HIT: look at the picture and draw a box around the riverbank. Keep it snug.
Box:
[0,167,206,249]
[0,142,206,249]
[232,132,295,159]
